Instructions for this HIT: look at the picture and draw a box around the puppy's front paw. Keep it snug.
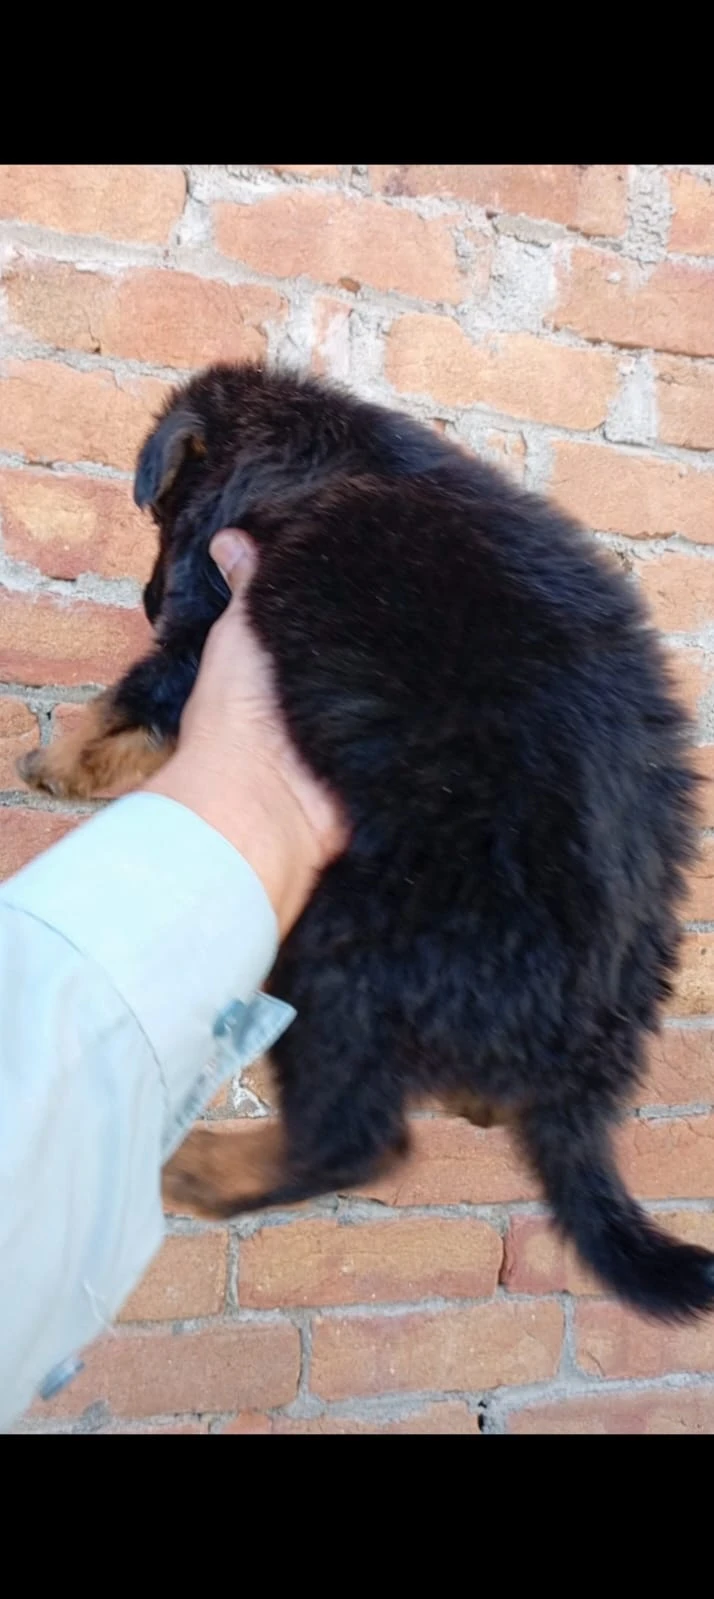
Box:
[19,709,172,801]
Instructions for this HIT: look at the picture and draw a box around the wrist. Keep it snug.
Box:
[142,748,320,938]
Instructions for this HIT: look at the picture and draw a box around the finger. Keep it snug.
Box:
[209,530,257,596]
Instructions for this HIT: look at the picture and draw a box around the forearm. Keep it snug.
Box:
[0,794,294,1430]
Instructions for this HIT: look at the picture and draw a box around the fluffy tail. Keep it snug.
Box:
[522,1102,714,1321]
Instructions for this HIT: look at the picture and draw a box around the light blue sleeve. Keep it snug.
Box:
[0,793,296,1431]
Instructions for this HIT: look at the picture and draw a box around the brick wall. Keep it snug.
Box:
[2,164,713,1435]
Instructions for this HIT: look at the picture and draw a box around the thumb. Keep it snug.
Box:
[209,530,257,596]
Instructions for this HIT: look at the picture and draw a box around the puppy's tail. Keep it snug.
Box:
[522,1101,714,1321]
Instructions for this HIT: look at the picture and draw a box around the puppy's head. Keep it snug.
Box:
[133,362,348,632]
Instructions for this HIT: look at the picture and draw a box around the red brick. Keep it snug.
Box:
[669,171,714,258]
[371,165,628,237]
[550,440,714,543]
[508,1388,714,1434]
[37,1325,300,1419]
[354,1115,539,1205]
[684,836,714,922]
[576,1298,714,1380]
[386,315,618,429]
[0,700,36,788]
[503,1211,714,1297]
[656,356,714,450]
[502,1218,599,1296]
[224,1402,482,1434]
[0,165,186,244]
[311,1301,564,1400]
[694,747,714,827]
[617,1115,714,1198]
[213,191,464,304]
[240,1216,502,1308]
[0,468,154,583]
[647,1026,714,1104]
[118,1232,228,1322]
[0,591,150,687]
[0,359,168,470]
[637,552,714,634]
[672,934,714,1014]
[0,808,76,880]
[310,295,352,378]
[5,260,284,371]
[553,247,714,358]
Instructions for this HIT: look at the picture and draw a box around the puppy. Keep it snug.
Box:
[21,362,712,1321]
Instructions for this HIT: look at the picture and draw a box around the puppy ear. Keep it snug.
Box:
[134,412,206,510]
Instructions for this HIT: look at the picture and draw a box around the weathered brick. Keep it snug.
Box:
[386,315,618,429]
[508,1387,714,1434]
[0,165,186,244]
[223,1402,482,1434]
[354,1115,539,1206]
[240,1056,278,1109]
[503,1210,714,1297]
[637,552,714,634]
[37,1324,300,1419]
[0,808,76,880]
[5,260,284,370]
[310,295,352,379]
[502,1218,599,1296]
[0,359,167,469]
[213,191,464,303]
[118,1232,228,1322]
[576,1298,714,1380]
[554,248,714,358]
[647,1026,714,1104]
[99,1421,209,1434]
[311,1302,564,1400]
[669,171,714,258]
[695,747,714,827]
[550,440,714,543]
[240,1216,503,1308]
[483,429,527,482]
[269,164,340,180]
[656,356,714,450]
[672,934,714,1014]
[684,836,714,922]
[0,700,36,788]
[0,591,150,687]
[668,647,714,728]
[371,165,628,236]
[617,1114,714,1198]
[0,468,154,582]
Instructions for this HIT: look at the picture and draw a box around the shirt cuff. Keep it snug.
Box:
[2,793,293,1136]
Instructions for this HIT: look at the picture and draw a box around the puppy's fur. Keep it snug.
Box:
[21,363,713,1321]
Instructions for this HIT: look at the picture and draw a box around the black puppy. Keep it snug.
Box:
[21,362,713,1321]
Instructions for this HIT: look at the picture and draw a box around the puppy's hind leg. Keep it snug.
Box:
[163,898,410,1217]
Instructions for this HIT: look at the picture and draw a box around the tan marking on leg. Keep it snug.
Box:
[162,1120,287,1219]
[442,1089,512,1129]
[18,692,173,799]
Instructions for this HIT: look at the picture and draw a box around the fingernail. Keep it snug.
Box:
[210,530,251,582]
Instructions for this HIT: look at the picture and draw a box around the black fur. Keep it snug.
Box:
[121,361,710,1321]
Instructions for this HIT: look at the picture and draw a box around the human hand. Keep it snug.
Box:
[143,531,348,936]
